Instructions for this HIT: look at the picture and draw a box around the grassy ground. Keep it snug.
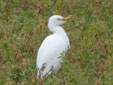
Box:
[0,0,113,85]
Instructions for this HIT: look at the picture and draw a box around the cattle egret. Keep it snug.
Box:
[36,15,70,81]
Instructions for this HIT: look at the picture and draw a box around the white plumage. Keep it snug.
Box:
[36,15,70,80]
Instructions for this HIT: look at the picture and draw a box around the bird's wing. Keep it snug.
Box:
[36,34,68,69]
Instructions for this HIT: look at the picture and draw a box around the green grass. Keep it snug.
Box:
[0,0,113,85]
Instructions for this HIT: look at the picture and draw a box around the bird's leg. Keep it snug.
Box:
[45,65,54,77]
[38,63,46,79]
[37,63,46,85]
[37,70,42,85]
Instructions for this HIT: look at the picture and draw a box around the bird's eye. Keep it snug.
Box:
[57,18,61,21]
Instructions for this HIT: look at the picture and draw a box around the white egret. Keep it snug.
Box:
[36,15,70,81]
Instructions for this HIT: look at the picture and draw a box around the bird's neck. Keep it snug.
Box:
[48,25,70,46]
[48,25,66,35]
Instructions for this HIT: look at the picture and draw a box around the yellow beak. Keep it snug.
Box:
[61,17,70,20]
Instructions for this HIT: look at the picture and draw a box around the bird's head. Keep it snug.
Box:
[48,15,70,26]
